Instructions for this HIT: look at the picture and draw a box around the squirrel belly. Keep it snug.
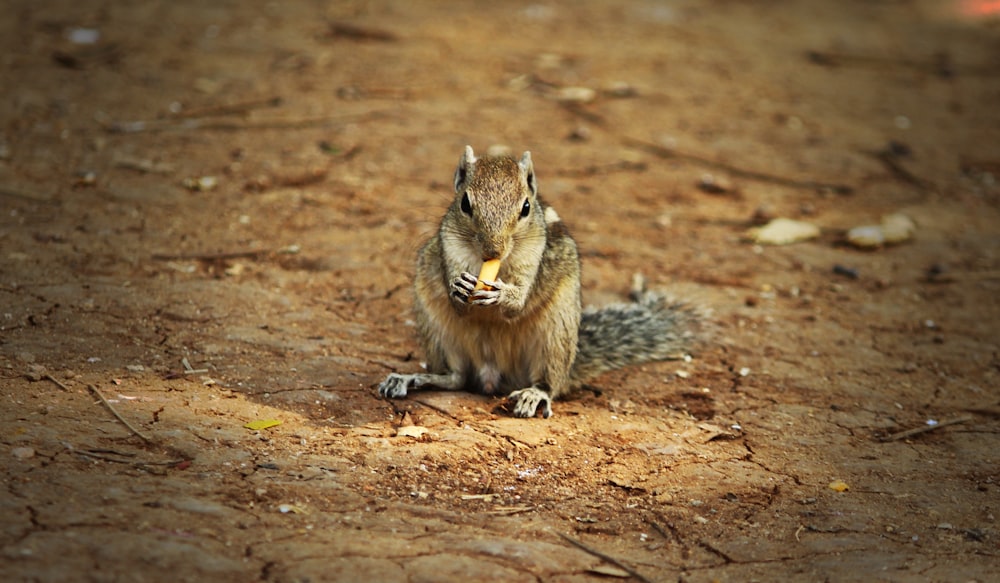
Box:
[377,145,704,418]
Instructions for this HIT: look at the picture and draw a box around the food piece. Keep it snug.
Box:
[880,213,915,244]
[746,218,819,245]
[846,225,885,249]
[474,259,501,292]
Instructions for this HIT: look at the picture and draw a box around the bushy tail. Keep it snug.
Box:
[570,292,705,383]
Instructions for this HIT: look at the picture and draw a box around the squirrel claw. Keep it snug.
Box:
[469,288,500,305]
[378,373,412,399]
[470,277,505,305]
[507,387,553,418]
[450,272,478,302]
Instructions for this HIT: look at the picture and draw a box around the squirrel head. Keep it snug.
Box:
[448,145,541,262]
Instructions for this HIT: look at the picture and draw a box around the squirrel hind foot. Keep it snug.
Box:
[378,373,414,399]
[507,387,553,418]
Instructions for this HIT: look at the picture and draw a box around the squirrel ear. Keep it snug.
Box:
[454,145,477,193]
[519,151,536,195]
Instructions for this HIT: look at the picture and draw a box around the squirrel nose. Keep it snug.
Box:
[479,236,505,261]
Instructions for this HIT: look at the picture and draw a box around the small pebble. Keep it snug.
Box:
[554,86,596,103]
[750,205,775,225]
[73,171,97,187]
[485,144,511,157]
[68,27,100,45]
[182,176,218,192]
[25,363,48,382]
[12,447,35,460]
[603,81,638,98]
[567,126,591,142]
[832,264,860,279]
[697,173,734,194]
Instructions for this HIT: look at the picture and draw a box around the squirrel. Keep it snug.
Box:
[378,145,704,418]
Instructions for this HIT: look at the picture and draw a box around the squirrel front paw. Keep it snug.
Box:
[450,272,505,306]
[507,387,553,418]
[449,272,477,303]
[378,373,414,399]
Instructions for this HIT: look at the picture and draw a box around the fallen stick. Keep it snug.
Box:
[87,384,152,443]
[623,136,854,194]
[327,22,398,42]
[113,155,175,175]
[644,518,671,541]
[867,149,936,192]
[805,49,999,78]
[169,96,283,119]
[76,450,183,467]
[180,357,209,375]
[151,249,269,262]
[100,110,388,134]
[44,374,72,392]
[0,187,55,202]
[880,416,973,442]
[555,160,648,177]
[926,269,1000,283]
[557,532,653,583]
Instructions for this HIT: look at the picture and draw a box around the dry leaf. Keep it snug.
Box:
[396,425,429,438]
[244,419,282,431]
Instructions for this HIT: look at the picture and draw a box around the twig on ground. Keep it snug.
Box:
[181,357,209,375]
[327,22,398,42]
[0,187,54,202]
[151,249,269,262]
[44,374,72,392]
[76,449,184,466]
[804,49,998,78]
[169,96,282,119]
[555,160,647,177]
[926,269,1000,283]
[865,148,936,192]
[113,155,175,175]
[411,398,462,421]
[486,505,535,516]
[86,384,152,443]
[880,416,974,442]
[556,532,653,583]
[99,110,388,134]
[964,406,1000,417]
[623,136,854,194]
[644,517,671,541]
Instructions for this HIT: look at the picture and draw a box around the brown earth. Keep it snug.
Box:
[2,1,999,581]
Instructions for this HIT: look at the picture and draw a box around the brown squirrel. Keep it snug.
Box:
[378,146,703,418]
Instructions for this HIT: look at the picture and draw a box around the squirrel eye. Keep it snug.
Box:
[460,193,472,215]
[520,199,530,218]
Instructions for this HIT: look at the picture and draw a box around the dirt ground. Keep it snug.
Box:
[2,1,999,581]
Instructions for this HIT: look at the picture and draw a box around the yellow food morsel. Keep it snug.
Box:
[474,259,501,292]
